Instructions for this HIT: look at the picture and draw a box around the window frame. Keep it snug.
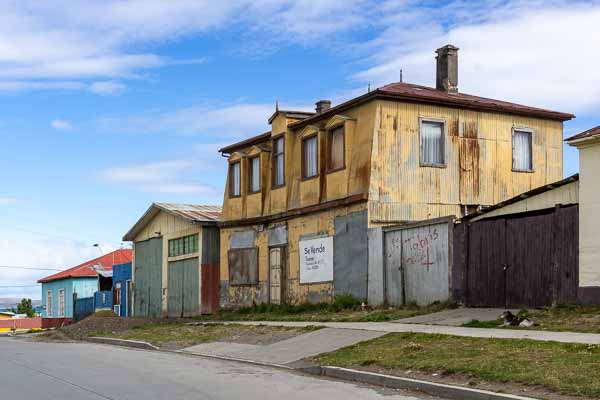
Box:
[301,133,319,180]
[271,134,285,188]
[168,234,199,257]
[326,124,346,173]
[248,155,261,194]
[511,127,535,173]
[419,118,447,168]
[228,160,241,198]
[58,288,65,318]
[46,289,53,317]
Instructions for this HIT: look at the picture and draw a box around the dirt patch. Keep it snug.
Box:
[185,323,305,346]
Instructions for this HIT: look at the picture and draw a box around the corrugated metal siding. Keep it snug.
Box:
[134,237,163,317]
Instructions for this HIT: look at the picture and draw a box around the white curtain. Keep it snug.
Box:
[275,137,284,186]
[513,130,532,171]
[304,136,317,177]
[421,121,444,165]
[231,162,240,196]
[330,127,344,169]
[251,157,260,192]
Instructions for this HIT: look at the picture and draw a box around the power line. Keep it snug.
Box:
[0,284,41,288]
[0,265,62,271]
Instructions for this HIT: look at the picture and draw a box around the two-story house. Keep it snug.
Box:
[218,45,574,308]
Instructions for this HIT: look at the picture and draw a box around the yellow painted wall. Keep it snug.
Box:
[368,100,564,224]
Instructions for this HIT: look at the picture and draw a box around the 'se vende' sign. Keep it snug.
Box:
[299,236,333,284]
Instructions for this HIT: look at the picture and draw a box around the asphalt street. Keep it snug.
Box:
[0,337,442,400]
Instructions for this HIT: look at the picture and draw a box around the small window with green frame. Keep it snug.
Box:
[168,234,199,257]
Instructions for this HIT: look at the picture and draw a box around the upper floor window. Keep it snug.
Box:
[302,135,318,178]
[169,234,198,257]
[513,129,533,172]
[248,156,260,193]
[420,120,445,166]
[272,136,285,187]
[327,126,345,172]
[229,161,241,197]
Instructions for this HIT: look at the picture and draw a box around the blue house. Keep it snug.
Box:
[38,249,132,319]
[112,262,132,317]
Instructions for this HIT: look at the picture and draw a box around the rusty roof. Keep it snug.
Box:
[38,249,132,283]
[566,125,600,143]
[123,203,221,241]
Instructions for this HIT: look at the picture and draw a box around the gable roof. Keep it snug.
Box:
[566,125,600,143]
[123,203,221,241]
[219,131,272,154]
[38,249,132,283]
[290,82,574,130]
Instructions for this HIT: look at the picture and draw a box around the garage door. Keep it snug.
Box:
[134,237,163,317]
[168,257,200,318]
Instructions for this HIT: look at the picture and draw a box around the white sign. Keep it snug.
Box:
[299,236,334,284]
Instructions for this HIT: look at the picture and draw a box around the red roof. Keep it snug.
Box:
[566,125,600,142]
[38,249,132,283]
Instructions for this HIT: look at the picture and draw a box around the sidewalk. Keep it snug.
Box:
[205,320,600,345]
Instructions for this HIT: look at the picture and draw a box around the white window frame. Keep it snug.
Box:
[58,288,65,318]
[272,136,285,187]
[302,135,318,179]
[229,161,241,197]
[512,127,534,172]
[249,156,261,193]
[46,289,53,317]
[419,118,446,167]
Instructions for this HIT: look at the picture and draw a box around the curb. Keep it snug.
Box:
[316,366,537,400]
[87,337,159,351]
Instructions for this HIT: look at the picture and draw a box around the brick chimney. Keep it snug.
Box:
[315,100,331,114]
[436,45,459,93]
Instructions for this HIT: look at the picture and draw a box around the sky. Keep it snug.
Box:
[1,0,599,300]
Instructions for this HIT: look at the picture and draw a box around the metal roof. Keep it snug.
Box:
[38,249,132,283]
[566,125,600,143]
[122,203,221,241]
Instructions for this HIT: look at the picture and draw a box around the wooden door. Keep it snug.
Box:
[269,247,286,305]
[168,257,200,318]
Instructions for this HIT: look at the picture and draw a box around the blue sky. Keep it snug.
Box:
[1,0,599,299]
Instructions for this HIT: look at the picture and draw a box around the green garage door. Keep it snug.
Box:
[134,237,163,317]
[168,257,200,318]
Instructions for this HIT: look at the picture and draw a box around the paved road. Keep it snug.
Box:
[0,338,440,400]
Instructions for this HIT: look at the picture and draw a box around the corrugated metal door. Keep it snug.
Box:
[269,247,286,305]
[384,222,450,306]
[168,257,199,318]
[401,223,450,305]
[134,237,163,317]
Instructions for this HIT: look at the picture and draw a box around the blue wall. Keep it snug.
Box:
[41,277,98,318]
[112,262,132,317]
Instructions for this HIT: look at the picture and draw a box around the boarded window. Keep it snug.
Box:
[228,247,258,285]
[229,162,241,196]
[249,156,260,193]
[513,129,533,171]
[46,290,53,317]
[272,136,285,187]
[420,120,445,165]
[302,135,318,178]
[328,126,345,171]
[169,234,199,257]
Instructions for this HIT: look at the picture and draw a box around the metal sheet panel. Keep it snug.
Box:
[230,230,256,249]
[401,222,450,305]
[228,248,258,285]
[333,210,368,300]
[134,237,163,317]
[268,225,288,246]
[201,226,220,264]
[367,227,384,306]
[167,257,200,318]
[384,229,403,306]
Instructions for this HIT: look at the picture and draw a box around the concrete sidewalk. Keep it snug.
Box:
[182,328,385,365]
[393,308,516,326]
[206,320,600,345]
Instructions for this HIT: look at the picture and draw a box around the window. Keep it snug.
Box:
[114,282,122,306]
[302,135,318,178]
[248,156,260,193]
[229,161,241,197]
[420,120,445,165]
[228,247,259,285]
[272,136,285,187]
[169,234,199,257]
[46,290,53,317]
[58,289,65,317]
[328,126,345,171]
[513,129,533,171]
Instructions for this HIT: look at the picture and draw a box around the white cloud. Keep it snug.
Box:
[353,1,600,113]
[0,197,16,205]
[89,81,126,96]
[100,159,218,195]
[51,119,73,131]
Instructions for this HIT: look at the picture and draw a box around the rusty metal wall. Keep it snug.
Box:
[383,221,451,306]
